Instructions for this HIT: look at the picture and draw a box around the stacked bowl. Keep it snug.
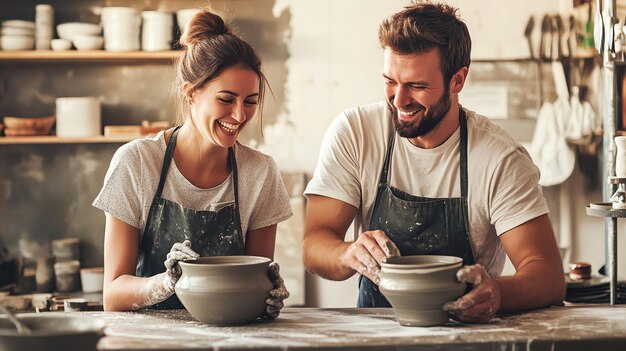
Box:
[1,20,35,50]
[56,22,102,51]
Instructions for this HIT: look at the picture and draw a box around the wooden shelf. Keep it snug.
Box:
[0,50,183,63]
[0,135,138,144]
[472,53,600,63]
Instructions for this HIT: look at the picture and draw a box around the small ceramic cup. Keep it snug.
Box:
[614,136,626,178]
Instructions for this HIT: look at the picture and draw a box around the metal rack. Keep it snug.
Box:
[588,0,621,306]
[586,177,626,304]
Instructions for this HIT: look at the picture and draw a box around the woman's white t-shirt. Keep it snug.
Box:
[93,131,293,242]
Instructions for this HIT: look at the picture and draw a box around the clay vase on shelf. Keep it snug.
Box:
[175,256,272,326]
[379,255,466,327]
[615,136,626,178]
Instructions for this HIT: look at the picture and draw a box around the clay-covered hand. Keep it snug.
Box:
[260,262,290,320]
[339,230,401,285]
[163,240,199,291]
[442,264,501,323]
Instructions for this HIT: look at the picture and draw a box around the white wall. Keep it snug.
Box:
[264,0,622,307]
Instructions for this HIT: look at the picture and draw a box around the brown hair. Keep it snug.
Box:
[174,10,268,125]
[378,0,471,83]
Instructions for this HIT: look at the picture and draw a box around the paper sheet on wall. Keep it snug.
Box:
[459,85,508,119]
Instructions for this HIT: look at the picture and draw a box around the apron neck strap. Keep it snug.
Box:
[379,107,469,198]
[155,125,182,198]
[229,146,239,207]
[459,108,468,198]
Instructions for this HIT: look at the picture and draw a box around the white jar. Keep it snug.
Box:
[101,7,140,51]
[55,97,101,137]
[615,136,626,178]
[141,11,173,51]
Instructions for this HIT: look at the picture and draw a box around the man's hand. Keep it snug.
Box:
[339,230,401,284]
[163,240,199,291]
[442,264,501,323]
[260,262,290,319]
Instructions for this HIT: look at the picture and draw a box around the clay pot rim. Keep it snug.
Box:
[0,313,105,337]
[381,255,463,271]
[180,255,270,267]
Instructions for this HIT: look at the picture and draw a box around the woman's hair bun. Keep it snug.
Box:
[180,10,230,48]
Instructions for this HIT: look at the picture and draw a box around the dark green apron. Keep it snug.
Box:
[136,126,244,309]
[357,108,475,307]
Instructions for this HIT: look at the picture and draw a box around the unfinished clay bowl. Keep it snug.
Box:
[379,255,466,327]
[0,312,105,351]
[176,256,272,326]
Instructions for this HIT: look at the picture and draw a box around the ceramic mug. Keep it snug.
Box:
[615,136,626,178]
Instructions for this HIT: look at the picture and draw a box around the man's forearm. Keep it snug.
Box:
[303,229,354,281]
[495,257,565,313]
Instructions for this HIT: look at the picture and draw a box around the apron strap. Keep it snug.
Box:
[155,125,182,198]
[378,129,396,186]
[459,108,468,198]
[229,146,239,209]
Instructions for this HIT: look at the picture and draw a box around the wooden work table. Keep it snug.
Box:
[80,305,626,350]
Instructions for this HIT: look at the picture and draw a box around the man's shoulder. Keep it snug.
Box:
[465,108,522,152]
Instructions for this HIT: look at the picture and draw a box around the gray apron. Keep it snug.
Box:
[136,126,244,309]
[358,108,475,307]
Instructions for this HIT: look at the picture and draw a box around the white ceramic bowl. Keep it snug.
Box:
[50,38,72,51]
[56,22,101,41]
[0,26,34,36]
[1,20,36,30]
[73,35,103,50]
[0,35,34,50]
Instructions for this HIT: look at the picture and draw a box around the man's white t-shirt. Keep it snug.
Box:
[93,131,293,242]
[304,102,549,276]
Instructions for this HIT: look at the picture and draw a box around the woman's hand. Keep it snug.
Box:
[260,262,290,319]
[163,240,199,291]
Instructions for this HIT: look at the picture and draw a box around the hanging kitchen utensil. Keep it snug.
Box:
[550,15,559,60]
[594,0,604,53]
[555,15,564,59]
[539,14,552,60]
[567,15,577,58]
[524,16,535,59]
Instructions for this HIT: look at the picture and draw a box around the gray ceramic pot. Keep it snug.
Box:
[379,255,466,327]
[0,312,105,351]
[176,256,272,326]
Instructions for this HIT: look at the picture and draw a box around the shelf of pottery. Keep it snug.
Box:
[0,5,203,143]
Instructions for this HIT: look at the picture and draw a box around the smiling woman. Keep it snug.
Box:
[92,9,293,320]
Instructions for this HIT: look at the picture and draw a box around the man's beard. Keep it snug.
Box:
[389,89,452,138]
